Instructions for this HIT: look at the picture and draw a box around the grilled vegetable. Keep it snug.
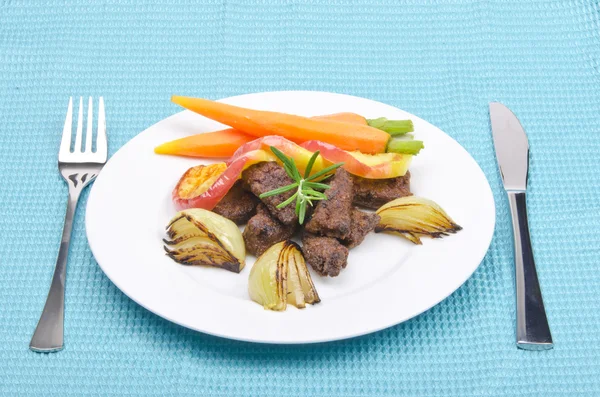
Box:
[229,135,327,174]
[172,96,394,154]
[231,136,412,179]
[248,241,320,311]
[154,112,373,158]
[286,248,306,308]
[248,242,288,311]
[375,196,462,244]
[155,128,254,158]
[173,163,227,206]
[172,150,275,210]
[164,209,246,273]
[301,140,412,179]
[289,245,321,305]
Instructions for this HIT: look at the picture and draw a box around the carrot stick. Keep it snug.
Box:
[154,128,252,158]
[313,112,367,124]
[155,112,371,158]
[171,96,390,154]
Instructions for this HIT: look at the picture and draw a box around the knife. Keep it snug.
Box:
[489,102,553,350]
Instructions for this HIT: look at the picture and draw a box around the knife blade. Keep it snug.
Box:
[489,102,553,350]
[489,102,529,191]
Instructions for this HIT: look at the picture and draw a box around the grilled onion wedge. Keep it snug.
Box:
[248,241,320,311]
[164,209,245,273]
[375,196,462,245]
[290,245,320,305]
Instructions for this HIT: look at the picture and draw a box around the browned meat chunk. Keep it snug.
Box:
[301,233,349,277]
[242,162,298,225]
[304,168,353,239]
[352,172,411,209]
[341,209,380,248]
[213,181,259,224]
[243,204,296,256]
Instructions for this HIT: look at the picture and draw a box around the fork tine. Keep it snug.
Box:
[85,97,93,153]
[59,97,73,159]
[74,97,83,152]
[96,97,107,160]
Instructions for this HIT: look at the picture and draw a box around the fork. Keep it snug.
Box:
[30,97,107,353]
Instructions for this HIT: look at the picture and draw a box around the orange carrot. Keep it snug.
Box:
[155,112,369,158]
[155,128,251,158]
[171,96,390,154]
[312,112,366,124]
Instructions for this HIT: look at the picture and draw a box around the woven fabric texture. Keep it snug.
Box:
[1,0,599,395]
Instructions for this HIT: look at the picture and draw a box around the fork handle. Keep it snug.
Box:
[507,191,553,350]
[30,188,81,352]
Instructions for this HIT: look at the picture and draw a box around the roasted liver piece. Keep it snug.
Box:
[352,172,411,209]
[243,204,296,256]
[304,168,353,239]
[242,162,298,226]
[341,208,380,248]
[213,181,259,224]
[301,233,349,277]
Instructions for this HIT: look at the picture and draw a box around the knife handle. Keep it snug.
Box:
[507,191,553,350]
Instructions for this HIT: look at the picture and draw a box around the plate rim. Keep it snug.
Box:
[86,90,496,344]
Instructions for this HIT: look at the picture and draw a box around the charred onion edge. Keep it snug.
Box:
[275,242,289,307]
[164,213,243,273]
[288,241,321,304]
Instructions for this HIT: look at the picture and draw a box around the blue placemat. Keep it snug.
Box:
[1,1,599,395]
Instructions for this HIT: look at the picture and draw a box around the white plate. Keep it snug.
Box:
[86,91,495,344]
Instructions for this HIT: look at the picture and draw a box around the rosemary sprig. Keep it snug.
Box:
[259,147,344,224]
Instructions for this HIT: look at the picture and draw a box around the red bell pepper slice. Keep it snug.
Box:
[228,135,326,174]
[300,140,412,179]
